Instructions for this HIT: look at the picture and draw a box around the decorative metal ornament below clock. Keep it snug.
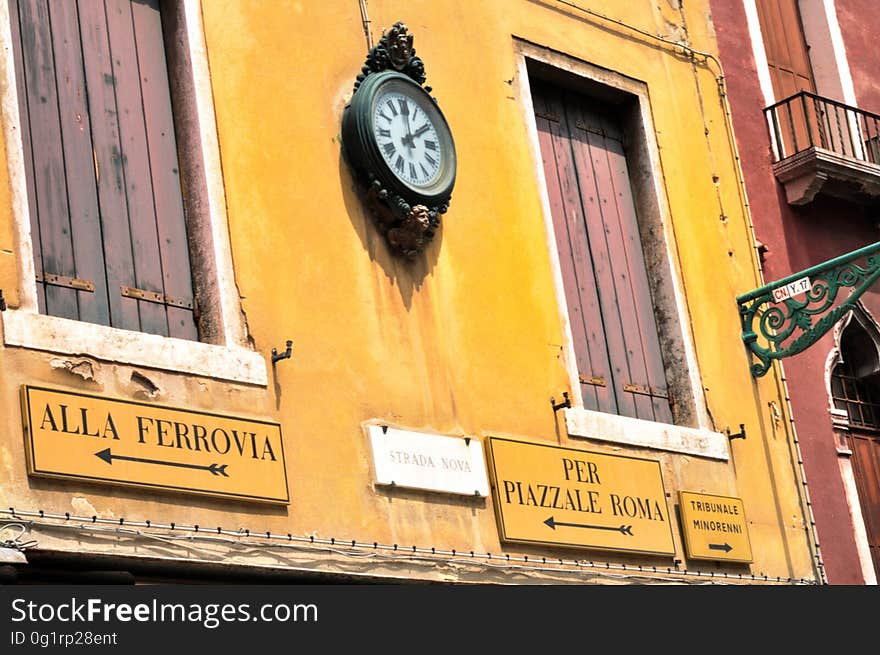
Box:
[341,22,457,259]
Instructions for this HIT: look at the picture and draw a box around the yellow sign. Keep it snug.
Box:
[21,385,288,504]
[678,491,752,563]
[485,437,674,556]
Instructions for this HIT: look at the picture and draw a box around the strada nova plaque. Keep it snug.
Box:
[367,424,489,497]
[21,385,288,504]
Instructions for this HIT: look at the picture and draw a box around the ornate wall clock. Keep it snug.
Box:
[341,22,457,259]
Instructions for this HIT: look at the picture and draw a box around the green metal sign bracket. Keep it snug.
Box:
[737,242,880,378]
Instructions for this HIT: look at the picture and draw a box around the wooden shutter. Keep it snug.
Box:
[849,432,880,579]
[756,0,816,99]
[756,0,823,156]
[533,82,672,424]
[9,0,197,339]
[832,357,880,580]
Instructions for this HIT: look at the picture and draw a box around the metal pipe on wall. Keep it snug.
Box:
[358,0,373,50]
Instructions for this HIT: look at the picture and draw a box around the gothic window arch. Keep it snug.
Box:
[829,307,880,580]
[831,310,880,429]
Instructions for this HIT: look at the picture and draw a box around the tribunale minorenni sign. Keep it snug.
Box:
[678,491,752,563]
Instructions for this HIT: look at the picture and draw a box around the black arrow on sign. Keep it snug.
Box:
[95,448,229,477]
[544,516,633,536]
[708,542,732,553]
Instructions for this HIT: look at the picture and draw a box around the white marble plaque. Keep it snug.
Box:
[367,425,489,497]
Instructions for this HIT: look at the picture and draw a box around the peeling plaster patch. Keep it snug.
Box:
[131,371,161,400]
[182,377,210,400]
[0,445,12,474]
[661,18,687,42]
[50,357,99,382]
[71,496,99,517]
[238,291,256,350]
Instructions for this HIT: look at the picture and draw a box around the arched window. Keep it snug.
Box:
[830,311,880,580]
[831,316,880,429]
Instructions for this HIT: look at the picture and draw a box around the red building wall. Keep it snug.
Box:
[837,0,880,114]
[710,0,878,584]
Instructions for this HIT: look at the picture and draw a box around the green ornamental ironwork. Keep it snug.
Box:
[737,242,880,377]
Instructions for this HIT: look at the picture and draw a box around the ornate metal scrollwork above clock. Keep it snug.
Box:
[341,22,457,259]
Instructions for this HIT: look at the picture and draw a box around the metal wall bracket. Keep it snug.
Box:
[0,289,5,311]
[551,392,571,412]
[726,424,746,441]
[271,340,293,364]
[737,241,880,377]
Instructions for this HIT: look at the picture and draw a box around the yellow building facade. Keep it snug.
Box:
[0,0,820,584]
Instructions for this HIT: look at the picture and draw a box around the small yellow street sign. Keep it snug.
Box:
[678,491,752,563]
[485,437,674,556]
[21,385,289,504]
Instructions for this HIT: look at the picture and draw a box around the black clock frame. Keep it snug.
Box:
[343,72,456,205]
[341,22,456,259]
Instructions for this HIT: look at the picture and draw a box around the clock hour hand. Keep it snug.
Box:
[401,111,416,151]
[412,124,431,138]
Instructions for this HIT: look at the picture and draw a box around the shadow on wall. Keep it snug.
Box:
[24,475,291,520]
[338,151,442,311]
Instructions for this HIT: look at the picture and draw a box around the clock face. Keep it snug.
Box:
[372,90,443,189]
[342,71,456,206]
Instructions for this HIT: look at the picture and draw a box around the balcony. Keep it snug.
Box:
[764,91,880,205]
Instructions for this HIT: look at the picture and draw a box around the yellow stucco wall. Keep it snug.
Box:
[0,0,818,583]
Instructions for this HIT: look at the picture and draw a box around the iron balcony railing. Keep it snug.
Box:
[764,90,880,164]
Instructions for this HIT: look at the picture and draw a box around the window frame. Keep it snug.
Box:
[0,0,267,386]
[826,308,880,584]
[513,39,727,460]
[831,360,880,431]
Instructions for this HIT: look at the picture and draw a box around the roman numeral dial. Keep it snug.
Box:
[373,89,443,188]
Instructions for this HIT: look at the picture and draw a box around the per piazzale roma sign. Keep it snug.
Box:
[21,385,288,504]
[485,437,675,556]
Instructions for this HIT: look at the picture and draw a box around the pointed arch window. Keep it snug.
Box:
[831,317,880,430]
[830,312,880,580]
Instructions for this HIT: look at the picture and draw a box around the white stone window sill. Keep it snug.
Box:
[2,310,267,386]
[564,407,729,461]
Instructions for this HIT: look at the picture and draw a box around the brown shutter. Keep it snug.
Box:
[534,84,616,415]
[8,0,43,312]
[130,0,197,341]
[76,0,141,331]
[13,0,80,321]
[106,0,174,337]
[579,108,672,423]
[849,433,880,578]
[533,81,672,424]
[49,0,111,326]
[10,0,197,339]
[756,0,816,99]
[832,354,880,580]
